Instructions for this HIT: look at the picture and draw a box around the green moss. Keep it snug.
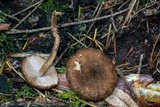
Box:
[16,85,37,98]
[57,91,86,107]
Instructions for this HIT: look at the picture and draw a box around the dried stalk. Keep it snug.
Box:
[6,8,128,34]
[121,0,137,29]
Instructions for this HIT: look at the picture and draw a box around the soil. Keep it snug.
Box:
[0,0,160,106]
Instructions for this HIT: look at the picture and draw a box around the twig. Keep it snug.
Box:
[105,24,112,49]
[79,99,98,107]
[92,3,100,16]
[113,34,117,55]
[8,53,50,59]
[138,54,145,73]
[54,43,70,66]
[118,0,129,10]
[27,101,31,107]
[13,0,43,29]
[116,68,137,101]
[12,0,44,16]
[150,33,160,69]
[6,8,128,34]
[132,1,160,18]
[0,92,11,96]
[121,0,137,29]
[126,64,148,70]
[0,11,20,22]
[45,90,47,107]
[116,62,129,68]
[121,47,134,63]
[86,3,103,34]
[153,51,160,65]
[83,30,104,50]
[110,9,118,33]
[67,32,88,48]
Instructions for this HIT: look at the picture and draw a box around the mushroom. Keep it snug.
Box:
[21,12,62,90]
[66,48,118,101]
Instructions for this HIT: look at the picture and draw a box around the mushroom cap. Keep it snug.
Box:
[66,48,118,101]
[22,55,58,90]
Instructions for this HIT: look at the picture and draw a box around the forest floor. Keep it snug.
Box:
[0,0,160,107]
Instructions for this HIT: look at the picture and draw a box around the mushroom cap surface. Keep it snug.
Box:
[66,48,118,101]
[22,55,58,90]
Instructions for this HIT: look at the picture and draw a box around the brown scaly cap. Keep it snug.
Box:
[66,48,118,101]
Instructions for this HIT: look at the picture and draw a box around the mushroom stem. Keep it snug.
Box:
[38,12,62,76]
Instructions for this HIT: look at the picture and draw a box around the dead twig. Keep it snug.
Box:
[12,0,44,16]
[54,43,71,66]
[13,0,43,29]
[138,54,145,73]
[116,62,129,68]
[153,51,160,66]
[121,0,137,29]
[118,0,129,10]
[121,47,134,64]
[0,11,20,22]
[116,68,137,101]
[113,34,117,56]
[132,1,160,18]
[150,34,160,69]
[6,8,128,34]
[105,24,112,49]
[110,9,118,33]
[67,32,88,48]
[84,29,104,50]
[86,3,103,35]
[8,53,50,59]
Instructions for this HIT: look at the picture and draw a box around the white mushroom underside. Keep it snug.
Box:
[23,55,58,87]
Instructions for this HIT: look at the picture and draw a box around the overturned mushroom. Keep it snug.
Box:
[66,48,118,101]
[21,12,61,90]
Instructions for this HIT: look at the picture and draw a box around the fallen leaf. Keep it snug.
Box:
[105,94,129,107]
[117,74,154,93]
[138,96,160,107]
[147,82,160,92]
[134,87,160,104]
[113,88,138,107]
[57,73,70,90]
[0,23,10,31]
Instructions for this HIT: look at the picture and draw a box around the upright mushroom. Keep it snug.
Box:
[21,12,62,90]
[66,48,118,101]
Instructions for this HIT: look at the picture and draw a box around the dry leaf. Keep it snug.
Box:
[125,74,153,86]
[58,73,70,88]
[147,82,160,91]
[105,88,138,107]
[134,88,160,104]
[117,74,154,92]
[138,96,160,107]
[0,23,10,31]
[105,94,129,107]
[113,88,138,107]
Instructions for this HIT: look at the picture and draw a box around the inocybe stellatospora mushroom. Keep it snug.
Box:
[66,48,118,101]
[21,12,62,90]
